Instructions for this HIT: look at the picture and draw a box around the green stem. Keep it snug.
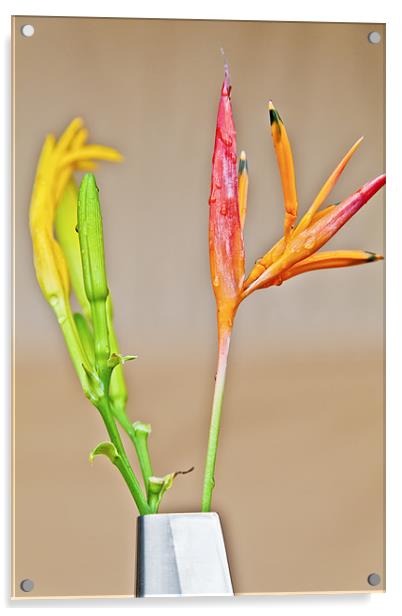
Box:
[57,298,150,514]
[56,300,92,396]
[201,329,232,512]
[97,398,151,515]
[106,295,129,413]
[115,413,154,496]
[91,297,112,388]
[130,428,153,498]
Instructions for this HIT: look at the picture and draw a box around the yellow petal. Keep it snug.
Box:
[30,119,124,312]
[71,127,89,150]
[60,145,123,166]
[54,117,84,158]
[55,167,74,205]
[75,161,98,171]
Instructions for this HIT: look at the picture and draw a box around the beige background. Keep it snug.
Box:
[13,17,385,597]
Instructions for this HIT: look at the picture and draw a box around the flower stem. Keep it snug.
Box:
[201,329,231,512]
[97,399,151,515]
[117,415,154,497]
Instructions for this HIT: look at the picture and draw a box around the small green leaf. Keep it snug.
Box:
[89,441,120,464]
[107,353,138,368]
[148,466,194,512]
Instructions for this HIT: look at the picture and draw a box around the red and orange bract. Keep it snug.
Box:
[209,65,245,337]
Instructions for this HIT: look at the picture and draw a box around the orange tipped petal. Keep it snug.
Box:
[244,174,385,296]
[263,250,383,287]
[295,137,364,235]
[238,150,248,231]
[269,101,298,241]
[209,68,245,327]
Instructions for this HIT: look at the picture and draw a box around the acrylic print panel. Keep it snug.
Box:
[13,16,385,598]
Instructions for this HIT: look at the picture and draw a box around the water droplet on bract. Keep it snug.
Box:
[57,315,66,325]
[213,276,219,287]
[304,237,315,250]
[220,205,227,216]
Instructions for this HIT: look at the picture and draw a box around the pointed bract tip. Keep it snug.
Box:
[268,101,282,126]
[366,251,383,262]
[239,150,248,174]
[224,62,230,88]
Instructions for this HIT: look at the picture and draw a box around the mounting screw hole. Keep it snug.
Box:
[368,31,381,44]
[21,24,35,38]
[20,578,34,592]
[367,572,381,586]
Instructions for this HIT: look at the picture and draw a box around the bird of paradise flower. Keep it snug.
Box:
[202,65,385,512]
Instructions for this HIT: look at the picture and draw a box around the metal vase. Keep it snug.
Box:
[135,512,234,597]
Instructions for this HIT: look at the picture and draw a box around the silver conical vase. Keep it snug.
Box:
[136,512,234,597]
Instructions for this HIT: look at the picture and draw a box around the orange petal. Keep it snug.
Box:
[269,101,298,241]
[244,236,285,289]
[294,137,363,235]
[261,250,383,287]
